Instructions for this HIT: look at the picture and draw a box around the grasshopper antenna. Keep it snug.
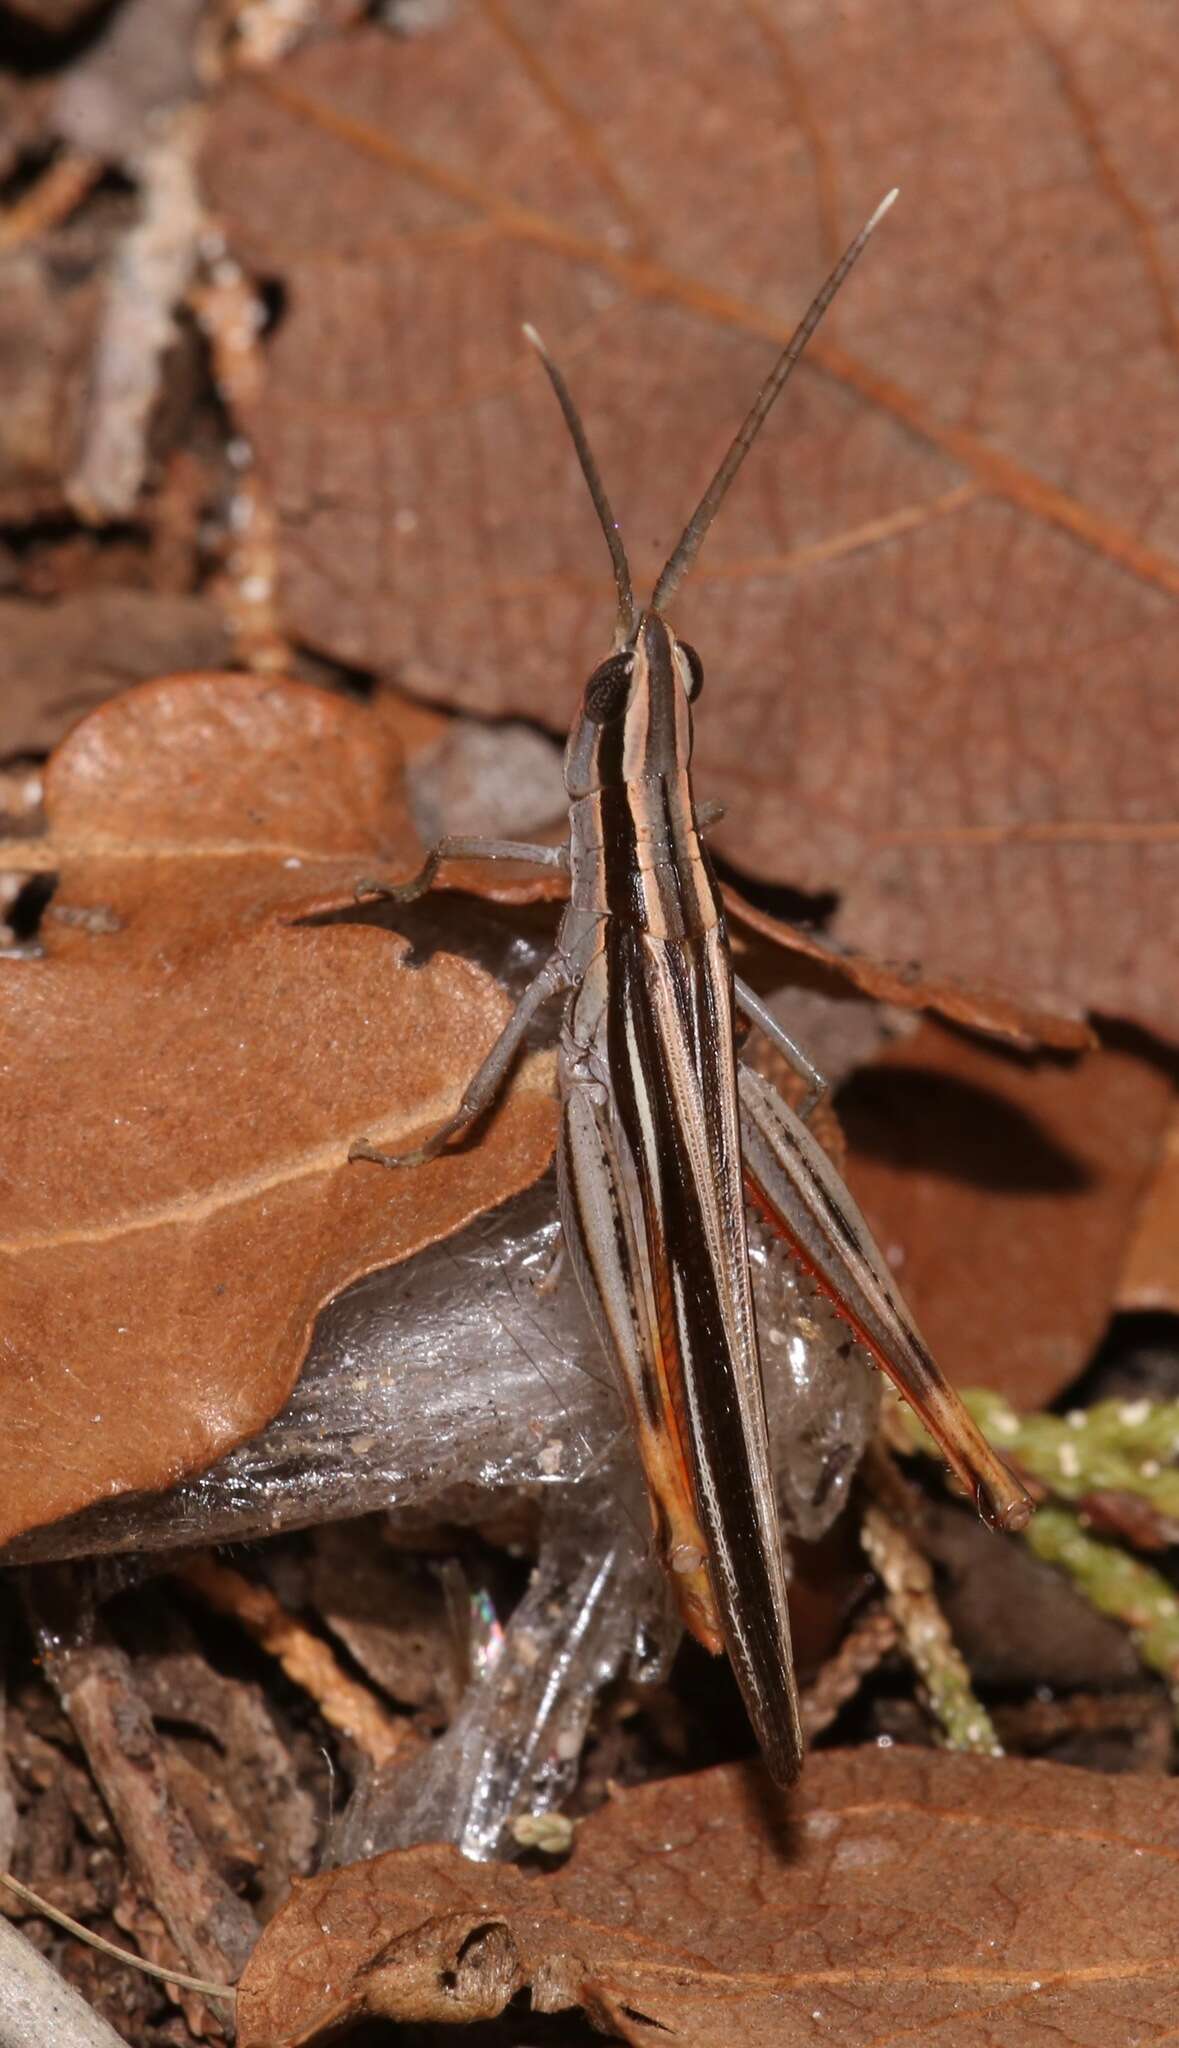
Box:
[651,188,898,616]
[523,323,637,647]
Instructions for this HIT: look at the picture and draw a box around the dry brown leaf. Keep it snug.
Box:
[0,240,103,523]
[1117,1101,1179,1313]
[237,1748,1179,2047]
[839,1020,1173,1408]
[5,0,96,28]
[721,889,1094,1051]
[200,5,1179,1034]
[0,672,556,1548]
[0,590,230,759]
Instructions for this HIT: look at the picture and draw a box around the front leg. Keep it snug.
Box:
[357,836,569,908]
[350,952,569,1169]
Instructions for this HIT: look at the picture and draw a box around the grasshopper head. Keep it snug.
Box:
[564,611,704,796]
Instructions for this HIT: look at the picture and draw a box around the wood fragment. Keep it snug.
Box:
[0,1909,130,2048]
[860,1462,1002,1756]
[178,1556,420,1769]
[190,253,293,673]
[798,1603,899,1741]
[67,109,206,522]
[28,1608,257,1996]
[0,1872,236,2000]
[0,150,102,255]
[134,1646,317,1917]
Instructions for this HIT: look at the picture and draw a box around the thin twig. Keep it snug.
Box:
[0,150,101,254]
[27,1607,258,1991]
[0,1911,130,2048]
[860,1471,1002,1756]
[190,251,294,673]
[178,1554,419,1768]
[799,1603,899,1741]
[0,1871,236,2001]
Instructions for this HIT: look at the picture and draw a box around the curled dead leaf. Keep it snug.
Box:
[839,1020,1174,1407]
[237,1748,1179,2047]
[0,673,557,1547]
[721,888,1094,1052]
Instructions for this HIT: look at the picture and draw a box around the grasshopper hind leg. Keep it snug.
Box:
[737,1058,1032,1534]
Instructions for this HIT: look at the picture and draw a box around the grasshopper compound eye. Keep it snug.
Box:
[583,652,633,723]
[678,641,704,701]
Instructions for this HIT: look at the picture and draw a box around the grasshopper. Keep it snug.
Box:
[353,191,1031,1785]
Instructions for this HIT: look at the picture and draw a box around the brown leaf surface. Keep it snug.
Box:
[200,4,1179,1033]
[0,590,231,758]
[838,1020,1173,1408]
[0,673,557,1548]
[237,1748,1179,2047]
[360,844,1095,1051]
[0,239,103,523]
[1117,1103,1179,1313]
[721,889,1094,1052]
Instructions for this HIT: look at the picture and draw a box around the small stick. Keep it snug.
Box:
[0,150,101,254]
[860,1494,1002,1756]
[0,1910,132,2048]
[0,1872,235,2001]
[178,1555,420,1769]
[27,1611,258,1990]
[190,253,293,674]
[798,1603,899,1741]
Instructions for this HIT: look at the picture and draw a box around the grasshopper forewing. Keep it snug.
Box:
[353,190,1032,1786]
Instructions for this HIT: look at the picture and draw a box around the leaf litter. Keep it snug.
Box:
[0,672,557,1546]
[199,0,1179,1032]
[1,5,1178,2045]
[236,1748,1179,2048]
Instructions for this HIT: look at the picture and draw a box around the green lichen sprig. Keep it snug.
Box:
[896,1387,1179,1521]
[859,1497,1004,1755]
[886,1388,1179,1702]
[1023,1504,1179,1697]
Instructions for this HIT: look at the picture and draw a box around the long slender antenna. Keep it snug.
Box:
[651,188,898,616]
[523,324,637,647]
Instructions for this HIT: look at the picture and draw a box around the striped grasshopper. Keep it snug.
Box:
[353,192,1031,1785]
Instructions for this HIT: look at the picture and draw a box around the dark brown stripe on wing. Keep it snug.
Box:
[607,924,802,1782]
